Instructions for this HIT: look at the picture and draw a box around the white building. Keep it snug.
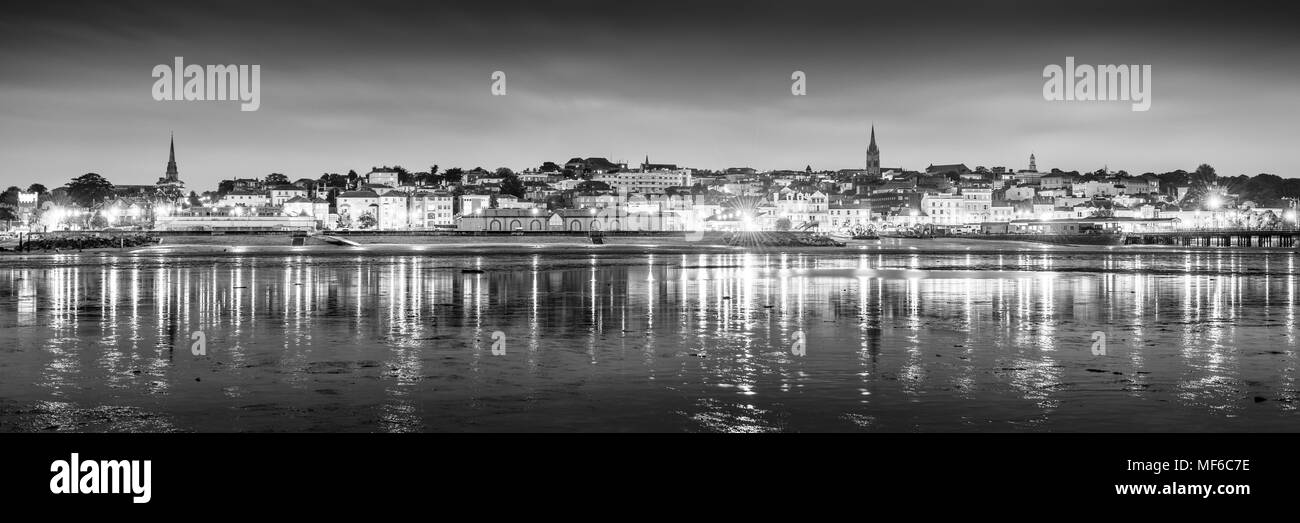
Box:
[827,202,876,231]
[960,187,994,223]
[1004,186,1036,201]
[367,168,401,187]
[1075,180,1121,198]
[773,189,828,230]
[282,196,331,221]
[459,194,492,217]
[411,191,455,228]
[921,193,966,225]
[269,186,308,206]
[594,169,693,195]
[372,191,408,230]
[335,190,380,228]
[218,190,270,207]
[156,206,315,231]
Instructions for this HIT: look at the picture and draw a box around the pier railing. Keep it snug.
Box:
[1123,229,1300,247]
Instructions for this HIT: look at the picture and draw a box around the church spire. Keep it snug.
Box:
[865,125,881,177]
[165,132,179,182]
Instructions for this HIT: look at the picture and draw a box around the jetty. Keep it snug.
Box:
[1122,229,1300,247]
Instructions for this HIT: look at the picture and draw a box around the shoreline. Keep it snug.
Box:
[2,234,1298,259]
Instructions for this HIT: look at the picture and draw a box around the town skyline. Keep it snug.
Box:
[2,130,1284,193]
[2,0,1298,187]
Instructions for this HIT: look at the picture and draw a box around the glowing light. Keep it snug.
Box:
[1207,195,1223,210]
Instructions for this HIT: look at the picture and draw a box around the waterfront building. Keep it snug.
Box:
[335,190,380,228]
[459,194,492,217]
[457,208,552,232]
[155,205,316,231]
[921,192,967,225]
[218,190,271,207]
[282,196,330,221]
[773,189,829,230]
[411,191,455,228]
[375,190,410,230]
[828,200,876,231]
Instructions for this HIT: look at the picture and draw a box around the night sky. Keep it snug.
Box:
[1,0,1296,188]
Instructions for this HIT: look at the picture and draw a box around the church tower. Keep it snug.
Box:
[164,133,180,183]
[865,125,881,177]
[1029,153,1037,172]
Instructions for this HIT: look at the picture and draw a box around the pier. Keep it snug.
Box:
[1123,229,1300,247]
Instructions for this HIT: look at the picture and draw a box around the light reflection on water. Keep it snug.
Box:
[1,249,1298,432]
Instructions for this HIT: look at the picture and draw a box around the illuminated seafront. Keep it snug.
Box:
[1,238,1298,432]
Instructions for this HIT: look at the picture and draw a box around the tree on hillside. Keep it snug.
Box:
[1192,164,1217,186]
[394,166,414,185]
[443,168,464,185]
[217,180,237,198]
[0,186,19,206]
[1182,164,1220,205]
[500,174,526,198]
[265,173,290,186]
[66,173,115,207]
